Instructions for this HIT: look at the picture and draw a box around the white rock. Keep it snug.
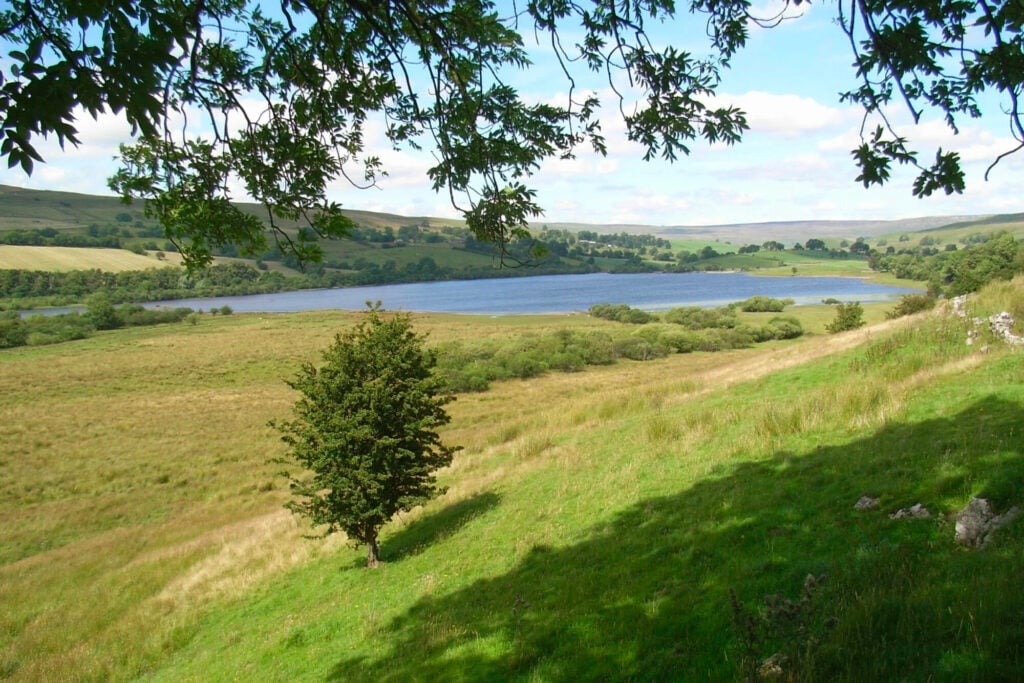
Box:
[854,496,880,511]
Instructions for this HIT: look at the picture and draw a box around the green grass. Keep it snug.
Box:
[874,218,1024,248]
[1,280,1023,681]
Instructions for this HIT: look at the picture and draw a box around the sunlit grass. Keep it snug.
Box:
[0,245,165,272]
[1,279,1022,680]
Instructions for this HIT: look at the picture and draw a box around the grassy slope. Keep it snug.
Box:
[0,245,166,272]
[0,184,461,235]
[875,218,1024,248]
[1,283,1023,681]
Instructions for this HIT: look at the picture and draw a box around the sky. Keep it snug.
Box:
[2,2,1022,227]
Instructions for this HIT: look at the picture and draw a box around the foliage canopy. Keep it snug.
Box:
[826,301,866,333]
[274,304,459,567]
[1,1,1022,267]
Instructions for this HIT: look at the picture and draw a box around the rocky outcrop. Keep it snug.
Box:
[987,312,1024,345]
[889,503,931,520]
[854,495,879,511]
[953,294,1023,346]
[853,493,1020,547]
[955,498,1021,548]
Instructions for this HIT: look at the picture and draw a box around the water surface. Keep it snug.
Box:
[142,272,917,315]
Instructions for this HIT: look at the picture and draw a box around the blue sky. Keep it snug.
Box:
[2,2,1022,227]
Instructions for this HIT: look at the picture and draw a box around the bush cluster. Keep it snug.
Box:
[588,303,657,324]
[0,303,204,349]
[434,329,616,392]
[886,293,936,319]
[0,311,94,347]
[732,296,794,312]
[436,302,806,393]
[825,302,865,333]
[590,302,804,349]
[630,316,803,355]
[663,305,738,329]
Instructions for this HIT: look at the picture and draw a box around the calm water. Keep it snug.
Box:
[138,272,917,315]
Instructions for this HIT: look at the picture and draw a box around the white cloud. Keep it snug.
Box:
[538,153,620,179]
[746,0,816,30]
[712,91,850,137]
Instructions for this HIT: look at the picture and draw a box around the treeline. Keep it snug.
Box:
[574,230,672,251]
[534,228,676,265]
[869,232,1024,295]
[1,228,123,249]
[0,263,295,308]
[0,257,599,310]
[0,297,226,349]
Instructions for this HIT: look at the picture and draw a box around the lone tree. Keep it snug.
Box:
[1,1,1022,265]
[274,304,459,568]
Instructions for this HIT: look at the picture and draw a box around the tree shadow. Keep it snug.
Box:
[383,491,502,563]
[327,396,1024,681]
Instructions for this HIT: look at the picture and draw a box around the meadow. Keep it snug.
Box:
[1,280,1022,680]
[0,246,162,273]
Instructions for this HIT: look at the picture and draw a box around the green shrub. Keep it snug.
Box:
[631,324,675,343]
[716,327,756,349]
[576,331,616,364]
[659,329,700,353]
[441,369,491,393]
[613,336,668,361]
[664,305,737,329]
[0,316,28,348]
[119,305,193,327]
[735,296,793,312]
[588,303,656,324]
[86,293,120,330]
[501,353,547,379]
[826,301,865,333]
[763,316,804,340]
[547,351,586,372]
[886,293,936,319]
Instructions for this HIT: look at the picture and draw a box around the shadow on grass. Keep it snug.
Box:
[328,397,1024,681]
[383,491,502,563]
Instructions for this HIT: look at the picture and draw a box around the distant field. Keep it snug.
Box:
[0,246,168,272]
[875,219,1024,247]
[755,252,877,277]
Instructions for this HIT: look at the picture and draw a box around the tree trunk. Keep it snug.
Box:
[366,536,381,568]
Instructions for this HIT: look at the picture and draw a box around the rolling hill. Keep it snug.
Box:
[0,183,998,245]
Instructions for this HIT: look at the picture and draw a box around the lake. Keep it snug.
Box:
[141,272,918,315]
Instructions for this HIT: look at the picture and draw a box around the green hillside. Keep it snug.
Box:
[2,278,1022,680]
[875,217,1024,250]
[0,184,460,234]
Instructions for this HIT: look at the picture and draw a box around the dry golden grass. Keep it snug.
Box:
[0,245,166,272]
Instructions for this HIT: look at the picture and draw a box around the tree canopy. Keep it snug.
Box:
[274,304,459,567]
[1,1,1021,267]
